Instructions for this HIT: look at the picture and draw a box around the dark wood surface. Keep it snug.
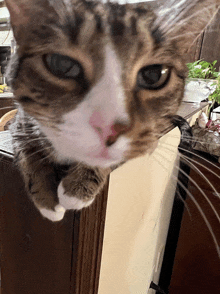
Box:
[187,33,204,63]
[200,7,220,69]
[0,152,109,294]
[0,96,14,118]
[168,7,220,293]
[169,152,220,294]
[188,7,220,65]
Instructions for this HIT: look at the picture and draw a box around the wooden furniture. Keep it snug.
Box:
[0,93,14,119]
[169,151,220,294]
[0,145,109,294]
[0,130,180,294]
[188,7,220,67]
[0,102,208,294]
[0,109,17,131]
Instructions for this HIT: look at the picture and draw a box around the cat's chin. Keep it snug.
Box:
[55,152,121,168]
[82,157,121,169]
[51,141,125,168]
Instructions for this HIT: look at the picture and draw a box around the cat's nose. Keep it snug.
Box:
[89,111,130,146]
[105,122,130,146]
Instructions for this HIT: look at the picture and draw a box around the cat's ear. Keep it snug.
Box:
[4,0,30,27]
[5,0,53,44]
[155,0,220,54]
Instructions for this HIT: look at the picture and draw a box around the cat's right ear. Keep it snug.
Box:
[4,0,30,28]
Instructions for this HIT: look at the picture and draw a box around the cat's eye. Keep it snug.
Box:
[44,54,83,79]
[137,64,171,90]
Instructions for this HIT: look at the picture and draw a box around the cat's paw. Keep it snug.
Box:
[57,182,95,210]
[39,204,66,222]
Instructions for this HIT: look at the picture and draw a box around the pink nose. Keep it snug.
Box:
[89,111,130,146]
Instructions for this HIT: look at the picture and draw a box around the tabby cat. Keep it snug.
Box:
[4,0,219,221]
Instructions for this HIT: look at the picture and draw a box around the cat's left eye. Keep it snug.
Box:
[44,54,83,79]
[137,64,171,90]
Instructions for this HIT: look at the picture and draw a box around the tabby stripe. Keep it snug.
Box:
[133,90,146,121]
[134,7,149,16]
[151,26,165,45]
[63,13,84,44]
[139,130,151,138]
[94,14,103,33]
[130,16,138,35]
[110,20,125,36]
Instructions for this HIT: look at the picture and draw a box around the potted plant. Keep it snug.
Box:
[188,60,220,160]
[184,60,220,106]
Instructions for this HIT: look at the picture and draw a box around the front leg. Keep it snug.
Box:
[15,149,67,222]
[10,113,67,221]
[58,164,110,210]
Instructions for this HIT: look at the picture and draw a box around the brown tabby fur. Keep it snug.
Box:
[4,0,219,221]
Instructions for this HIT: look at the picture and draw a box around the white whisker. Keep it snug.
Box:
[160,140,220,174]
[156,148,220,225]
[160,141,220,181]
[152,151,191,215]
[0,106,15,111]
[153,151,220,258]
[157,132,220,147]
[24,146,53,161]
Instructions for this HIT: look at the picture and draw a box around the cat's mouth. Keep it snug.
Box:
[84,147,123,168]
[92,149,111,160]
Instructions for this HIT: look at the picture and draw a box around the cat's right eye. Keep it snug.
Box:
[44,54,83,80]
[137,64,171,90]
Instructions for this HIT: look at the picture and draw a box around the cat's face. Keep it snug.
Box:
[5,0,218,168]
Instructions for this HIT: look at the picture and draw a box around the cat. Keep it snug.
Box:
[4,0,219,221]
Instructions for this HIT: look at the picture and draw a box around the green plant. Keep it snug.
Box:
[187,60,219,79]
[187,60,220,113]
[209,76,220,104]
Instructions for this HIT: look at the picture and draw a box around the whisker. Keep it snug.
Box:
[175,172,220,257]
[160,140,220,173]
[158,147,220,222]
[168,31,217,46]
[183,155,220,182]
[0,106,15,111]
[152,151,191,216]
[180,153,220,198]
[24,146,53,161]
[36,150,56,167]
[18,137,50,148]
[159,141,220,181]
[156,132,220,147]
[155,149,220,226]
[176,188,192,218]
[168,28,219,42]
[159,4,217,37]
[152,151,220,258]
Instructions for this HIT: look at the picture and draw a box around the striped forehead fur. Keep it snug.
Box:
[43,1,158,43]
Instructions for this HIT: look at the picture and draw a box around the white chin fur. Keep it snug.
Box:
[58,182,95,210]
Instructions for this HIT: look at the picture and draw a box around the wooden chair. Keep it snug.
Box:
[0,109,17,132]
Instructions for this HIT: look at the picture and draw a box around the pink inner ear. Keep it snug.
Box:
[5,0,29,26]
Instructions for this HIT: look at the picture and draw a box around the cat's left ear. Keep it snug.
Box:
[5,0,53,44]
[154,0,220,54]
[4,0,30,27]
